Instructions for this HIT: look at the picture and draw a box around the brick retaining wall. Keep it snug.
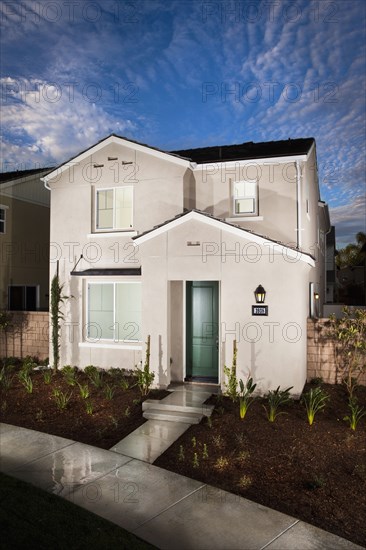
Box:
[0,311,49,361]
[307,318,366,386]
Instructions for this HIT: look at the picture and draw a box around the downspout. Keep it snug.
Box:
[295,161,302,249]
[41,176,51,191]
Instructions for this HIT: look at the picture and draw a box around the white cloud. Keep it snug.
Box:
[0,77,136,167]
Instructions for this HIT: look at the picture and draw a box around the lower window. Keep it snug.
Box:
[87,282,141,342]
[8,285,38,311]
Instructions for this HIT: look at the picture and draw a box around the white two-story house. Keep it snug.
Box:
[42,134,330,395]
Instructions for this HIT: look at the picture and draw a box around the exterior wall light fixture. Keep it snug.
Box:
[254,284,266,304]
[314,292,320,300]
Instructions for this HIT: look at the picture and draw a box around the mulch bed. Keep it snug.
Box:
[155,382,366,548]
[1,365,365,547]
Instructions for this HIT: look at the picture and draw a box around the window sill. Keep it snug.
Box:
[79,342,142,350]
[226,216,263,222]
[87,231,137,238]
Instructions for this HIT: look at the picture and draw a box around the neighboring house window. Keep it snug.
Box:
[87,282,141,341]
[0,207,6,233]
[96,187,133,231]
[8,285,38,311]
[232,180,257,216]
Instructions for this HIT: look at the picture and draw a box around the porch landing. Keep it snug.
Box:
[109,384,217,463]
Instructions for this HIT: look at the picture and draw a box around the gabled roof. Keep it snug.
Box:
[42,134,192,182]
[0,167,53,185]
[133,209,315,266]
[171,138,315,164]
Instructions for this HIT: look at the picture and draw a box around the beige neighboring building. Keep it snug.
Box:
[0,168,51,311]
[43,135,330,395]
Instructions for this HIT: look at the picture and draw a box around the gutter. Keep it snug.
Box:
[295,160,302,249]
[40,176,51,191]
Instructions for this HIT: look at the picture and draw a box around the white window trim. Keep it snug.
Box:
[86,280,142,343]
[226,216,263,222]
[94,186,134,233]
[0,204,9,234]
[87,231,137,238]
[231,180,258,217]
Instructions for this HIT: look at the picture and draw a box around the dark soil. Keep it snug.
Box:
[155,382,366,548]
[0,364,168,449]
[1,365,365,547]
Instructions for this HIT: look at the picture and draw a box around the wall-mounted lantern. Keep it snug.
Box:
[254,285,266,304]
[314,292,320,301]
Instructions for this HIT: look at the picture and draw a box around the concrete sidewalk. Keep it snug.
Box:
[0,422,363,550]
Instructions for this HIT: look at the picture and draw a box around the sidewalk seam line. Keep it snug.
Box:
[259,519,300,550]
[132,483,207,531]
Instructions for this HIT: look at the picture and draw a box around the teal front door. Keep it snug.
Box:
[186,281,219,381]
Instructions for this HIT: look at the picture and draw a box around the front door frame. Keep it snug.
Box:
[184,280,220,383]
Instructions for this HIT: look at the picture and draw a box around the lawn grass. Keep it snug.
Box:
[0,472,155,549]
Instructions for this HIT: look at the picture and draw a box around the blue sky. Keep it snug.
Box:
[1,0,365,247]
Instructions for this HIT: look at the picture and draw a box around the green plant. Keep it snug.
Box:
[238,377,256,419]
[103,383,115,400]
[18,370,33,394]
[191,436,196,448]
[35,409,44,423]
[21,356,38,373]
[238,475,252,489]
[124,406,131,417]
[52,388,72,410]
[326,307,366,398]
[132,398,141,405]
[263,386,293,422]
[192,453,199,468]
[85,400,93,415]
[344,397,366,431]
[43,369,53,384]
[212,434,224,448]
[78,382,90,399]
[214,456,229,470]
[136,336,155,395]
[50,271,69,373]
[178,445,185,462]
[305,474,326,490]
[236,450,250,464]
[109,416,119,429]
[223,339,239,401]
[202,444,208,460]
[119,377,130,391]
[84,366,104,388]
[61,365,78,386]
[0,366,13,390]
[301,386,329,425]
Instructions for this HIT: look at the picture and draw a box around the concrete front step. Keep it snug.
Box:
[143,409,204,424]
[142,399,214,417]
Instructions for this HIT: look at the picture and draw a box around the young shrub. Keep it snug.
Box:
[202,444,209,460]
[214,457,229,470]
[263,386,293,422]
[191,436,197,448]
[124,406,131,417]
[136,335,155,395]
[344,397,366,431]
[236,450,250,464]
[0,365,13,390]
[119,377,130,391]
[18,370,33,394]
[103,383,115,400]
[301,386,329,425]
[238,377,256,419]
[178,445,185,462]
[61,365,78,386]
[50,271,69,373]
[52,388,72,410]
[78,382,90,400]
[84,365,104,388]
[238,475,252,489]
[85,400,93,415]
[43,369,53,385]
[193,453,199,469]
[223,339,239,402]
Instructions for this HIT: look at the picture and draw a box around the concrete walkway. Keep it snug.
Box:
[0,422,363,549]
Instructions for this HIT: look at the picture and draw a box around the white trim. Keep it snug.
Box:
[42,135,191,182]
[134,211,315,266]
[79,342,142,350]
[0,204,9,209]
[226,216,263,222]
[193,154,308,171]
[87,231,137,238]
[183,280,186,380]
[95,186,134,232]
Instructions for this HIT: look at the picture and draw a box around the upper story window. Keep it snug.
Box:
[232,180,257,216]
[95,187,133,231]
[0,206,6,234]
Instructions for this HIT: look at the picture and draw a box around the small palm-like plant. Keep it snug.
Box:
[78,382,90,399]
[263,386,293,422]
[61,365,78,386]
[43,369,53,384]
[53,388,72,410]
[103,383,115,400]
[18,370,33,394]
[239,377,256,419]
[344,397,366,431]
[301,386,329,425]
